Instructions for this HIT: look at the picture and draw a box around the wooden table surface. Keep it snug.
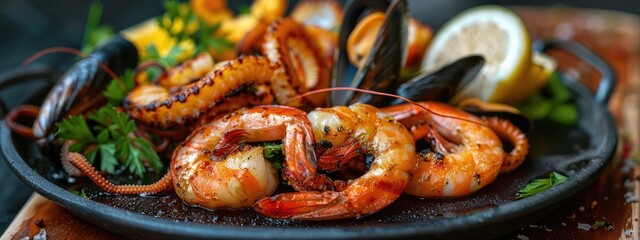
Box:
[2,7,640,240]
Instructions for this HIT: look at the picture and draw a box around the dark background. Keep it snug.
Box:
[0,0,638,234]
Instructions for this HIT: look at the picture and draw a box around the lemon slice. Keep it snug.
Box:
[493,52,557,103]
[422,5,532,104]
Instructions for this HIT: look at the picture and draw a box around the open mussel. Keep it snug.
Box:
[330,0,407,106]
[32,36,138,145]
[391,55,484,105]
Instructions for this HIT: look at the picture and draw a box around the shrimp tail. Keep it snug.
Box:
[254,191,356,220]
[211,129,248,161]
[317,139,363,172]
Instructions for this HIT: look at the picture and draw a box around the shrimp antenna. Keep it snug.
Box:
[291,87,484,125]
[23,47,124,89]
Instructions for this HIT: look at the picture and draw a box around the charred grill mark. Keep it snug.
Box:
[126,56,280,128]
[176,93,187,102]
[316,140,333,149]
[473,173,481,185]
[224,83,253,98]
[191,85,201,94]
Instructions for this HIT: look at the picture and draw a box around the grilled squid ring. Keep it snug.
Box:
[483,116,529,173]
[125,55,286,128]
[263,18,330,107]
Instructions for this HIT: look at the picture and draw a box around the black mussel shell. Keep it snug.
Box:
[32,36,138,144]
[330,0,408,106]
[458,98,532,132]
[391,55,484,105]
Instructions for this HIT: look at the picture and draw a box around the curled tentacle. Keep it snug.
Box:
[483,116,529,173]
[263,18,330,107]
[291,0,343,31]
[60,141,85,177]
[5,104,39,139]
[125,55,286,128]
[68,152,172,195]
[156,53,214,88]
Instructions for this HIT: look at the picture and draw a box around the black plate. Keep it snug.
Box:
[1,37,617,239]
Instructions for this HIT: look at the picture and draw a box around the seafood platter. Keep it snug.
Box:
[0,0,617,238]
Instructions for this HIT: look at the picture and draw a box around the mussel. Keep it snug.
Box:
[391,55,484,105]
[32,36,138,145]
[330,0,407,106]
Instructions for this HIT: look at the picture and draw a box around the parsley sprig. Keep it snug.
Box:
[103,69,136,106]
[157,0,234,55]
[262,143,284,169]
[516,171,568,199]
[143,45,184,67]
[518,73,578,125]
[81,1,113,54]
[56,106,163,178]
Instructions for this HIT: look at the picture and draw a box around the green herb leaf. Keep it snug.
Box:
[157,0,197,43]
[549,74,571,102]
[157,0,234,56]
[55,106,163,178]
[238,4,251,15]
[103,69,135,106]
[549,103,578,125]
[263,143,284,169]
[56,115,95,142]
[141,44,185,82]
[164,45,185,65]
[144,45,162,60]
[71,189,89,199]
[517,73,578,125]
[133,138,163,173]
[98,143,118,173]
[519,95,553,120]
[517,171,568,199]
[81,1,113,54]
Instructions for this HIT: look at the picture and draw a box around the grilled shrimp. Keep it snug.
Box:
[254,103,416,220]
[382,102,506,197]
[172,105,323,209]
[172,143,279,209]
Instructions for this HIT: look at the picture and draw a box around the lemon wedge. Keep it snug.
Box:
[422,5,539,104]
[493,52,557,104]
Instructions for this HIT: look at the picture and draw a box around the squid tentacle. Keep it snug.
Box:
[68,152,172,195]
[483,116,529,173]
